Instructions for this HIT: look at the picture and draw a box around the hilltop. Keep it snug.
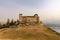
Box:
[0,24,60,40]
[0,14,60,40]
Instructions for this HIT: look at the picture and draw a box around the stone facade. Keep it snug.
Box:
[19,14,40,25]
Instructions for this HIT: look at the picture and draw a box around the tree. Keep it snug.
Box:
[6,19,10,28]
[0,23,2,29]
[7,19,10,24]
[10,19,14,26]
[16,20,19,25]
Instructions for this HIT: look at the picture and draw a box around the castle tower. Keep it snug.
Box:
[34,14,38,17]
[19,13,23,23]
[34,14,40,24]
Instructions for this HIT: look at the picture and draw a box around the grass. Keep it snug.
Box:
[0,24,60,40]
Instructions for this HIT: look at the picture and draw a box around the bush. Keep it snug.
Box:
[0,19,20,29]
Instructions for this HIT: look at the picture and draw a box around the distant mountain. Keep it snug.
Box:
[43,19,60,27]
[45,23,60,27]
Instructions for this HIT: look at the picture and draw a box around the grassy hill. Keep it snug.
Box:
[0,24,60,40]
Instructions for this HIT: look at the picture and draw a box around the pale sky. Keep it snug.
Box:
[0,0,60,23]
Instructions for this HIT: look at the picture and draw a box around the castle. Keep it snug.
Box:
[19,14,40,25]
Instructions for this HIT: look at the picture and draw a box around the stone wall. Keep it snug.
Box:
[19,14,40,25]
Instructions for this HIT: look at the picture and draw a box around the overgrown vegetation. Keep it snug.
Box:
[0,19,19,29]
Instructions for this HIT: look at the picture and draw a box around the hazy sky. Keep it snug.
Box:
[0,0,60,23]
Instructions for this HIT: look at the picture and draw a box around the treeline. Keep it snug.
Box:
[0,19,19,29]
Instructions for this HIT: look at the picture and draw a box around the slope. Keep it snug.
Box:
[0,24,60,40]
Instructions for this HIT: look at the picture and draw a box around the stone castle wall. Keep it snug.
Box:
[19,14,40,25]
